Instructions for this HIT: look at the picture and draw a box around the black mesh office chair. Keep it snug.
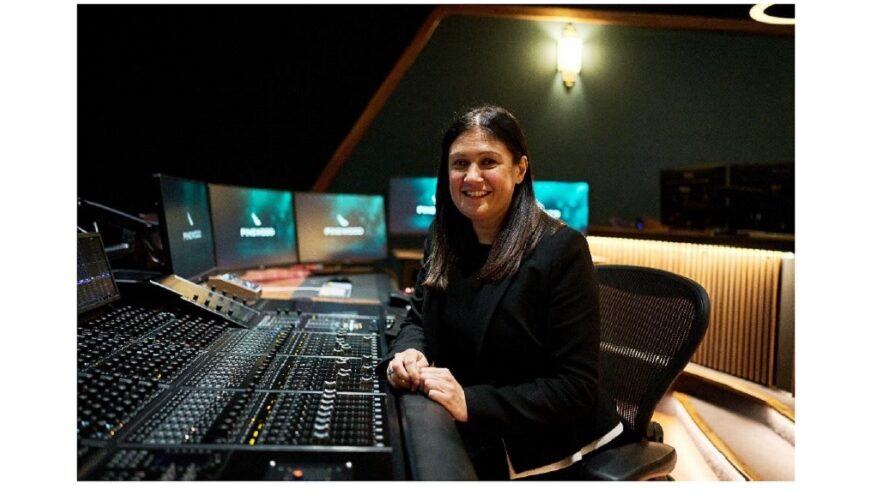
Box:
[579,265,710,480]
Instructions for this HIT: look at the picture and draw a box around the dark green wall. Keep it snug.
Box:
[329,14,794,226]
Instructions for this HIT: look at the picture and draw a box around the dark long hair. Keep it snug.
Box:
[423,105,562,291]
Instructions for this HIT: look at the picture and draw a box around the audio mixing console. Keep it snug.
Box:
[77,233,401,480]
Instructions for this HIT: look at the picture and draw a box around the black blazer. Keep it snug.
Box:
[380,225,621,474]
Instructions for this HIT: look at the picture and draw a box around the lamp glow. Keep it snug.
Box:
[557,23,583,88]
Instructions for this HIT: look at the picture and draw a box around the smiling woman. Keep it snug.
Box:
[425,105,551,290]
[377,104,626,480]
[448,128,528,244]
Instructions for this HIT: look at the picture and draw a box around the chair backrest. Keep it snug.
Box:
[595,265,710,438]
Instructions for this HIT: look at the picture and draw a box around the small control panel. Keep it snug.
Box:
[208,273,263,301]
[151,275,262,327]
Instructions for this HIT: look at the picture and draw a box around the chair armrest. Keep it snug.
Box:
[398,393,478,480]
[580,441,676,481]
[647,421,664,443]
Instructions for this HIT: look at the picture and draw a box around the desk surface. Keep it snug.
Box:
[240,269,392,304]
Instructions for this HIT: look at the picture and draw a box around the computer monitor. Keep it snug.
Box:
[78,232,120,314]
[209,183,299,270]
[295,192,388,264]
[533,180,590,233]
[155,174,217,281]
[388,177,437,236]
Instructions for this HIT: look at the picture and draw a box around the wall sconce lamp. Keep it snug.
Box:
[557,23,583,89]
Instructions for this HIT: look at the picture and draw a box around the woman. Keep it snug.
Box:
[379,105,623,479]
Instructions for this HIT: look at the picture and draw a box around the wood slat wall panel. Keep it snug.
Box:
[589,236,786,386]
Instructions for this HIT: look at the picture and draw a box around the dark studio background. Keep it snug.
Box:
[78,4,434,214]
[78,4,793,230]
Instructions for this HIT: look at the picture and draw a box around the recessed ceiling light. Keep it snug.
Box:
[750,4,795,25]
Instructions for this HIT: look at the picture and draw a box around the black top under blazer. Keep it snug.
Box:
[379,224,621,474]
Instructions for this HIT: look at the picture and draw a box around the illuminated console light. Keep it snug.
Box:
[323,226,366,237]
[240,227,277,238]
